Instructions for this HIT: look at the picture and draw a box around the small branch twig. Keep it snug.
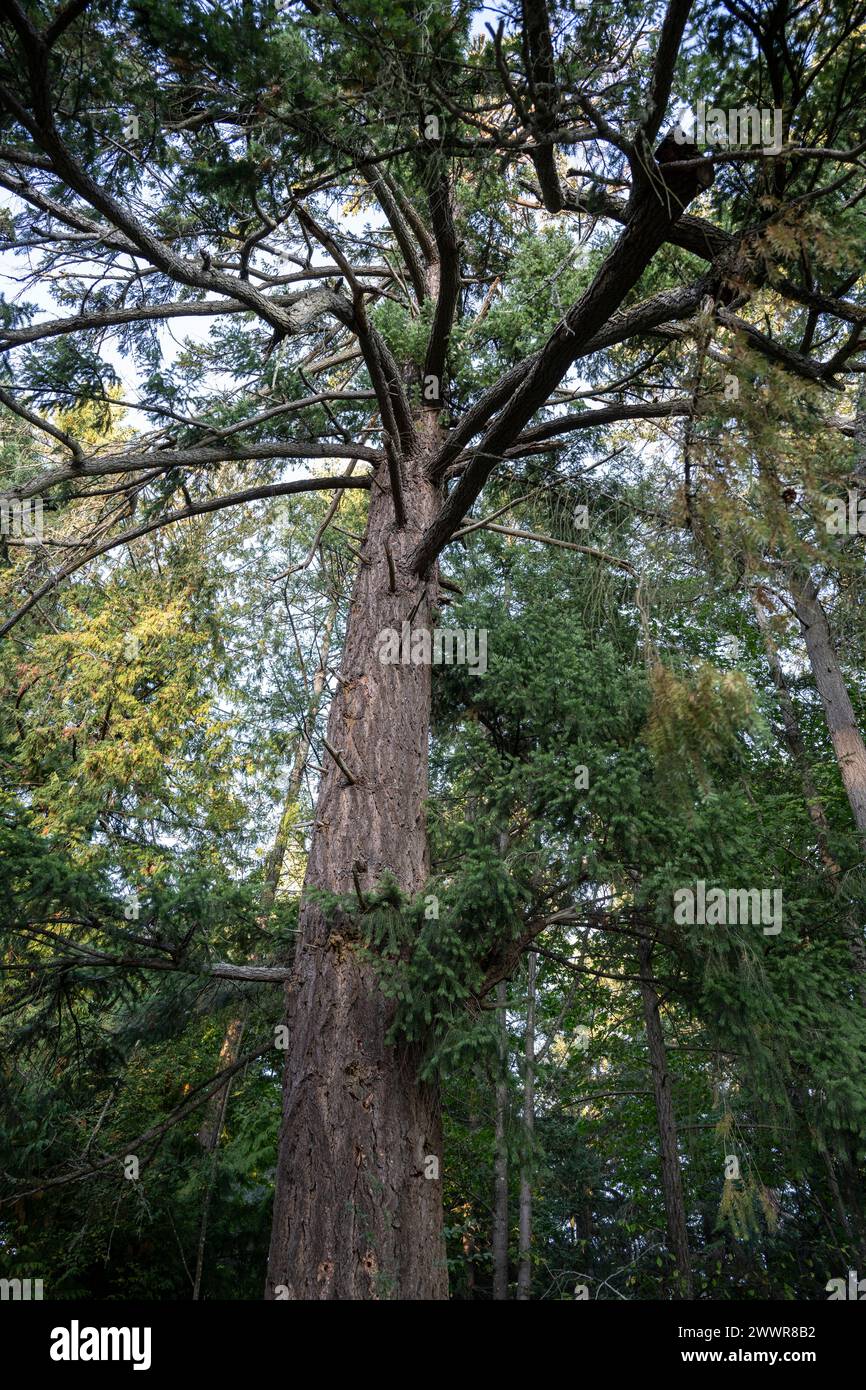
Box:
[322,737,358,785]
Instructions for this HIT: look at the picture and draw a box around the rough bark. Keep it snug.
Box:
[516,950,536,1300]
[492,979,510,1300]
[265,451,448,1300]
[637,934,693,1298]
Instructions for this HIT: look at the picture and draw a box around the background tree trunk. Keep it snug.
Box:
[752,591,866,1004]
[260,600,336,916]
[199,619,338,1157]
[197,1016,246,1153]
[193,1025,243,1299]
[492,979,510,1300]
[265,457,448,1299]
[637,934,693,1298]
[516,950,536,1300]
[790,573,866,846]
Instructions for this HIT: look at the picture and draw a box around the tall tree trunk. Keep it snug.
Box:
[752,591,866,1004]
[789,573,866,846]
[637,935,693,1298]
[265,454,448,1299]
[516,951,536,1300]
[492,979,510,1301]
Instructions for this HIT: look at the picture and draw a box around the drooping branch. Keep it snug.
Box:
[6,938,293,983]
[0,382,83,460]
[578,187,866,327]
[0,58,306,341]
[451,522,637,575]
[506,397,694,449]
[717,308,847,385]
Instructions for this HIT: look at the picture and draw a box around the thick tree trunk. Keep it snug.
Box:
[515,951,536,1300]
[265,454,448,1299]
[790,573,866,846]
[492,979,510,1300]
[637,935,693,1298]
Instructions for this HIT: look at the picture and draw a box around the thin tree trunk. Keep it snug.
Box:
[194,602,336,1291]
[193,1036,241,1299]
[516,951,536,1300]
[260,599,336,915]
[752,591,866,1004]
[752,593,841,869]
[789,573,866,846]
[492,979,510,1301]
[637,934,693,1298]
[265,453,448,1299]
[822,1147,857,1251]
[198,601,336,1154]
[197,1016,246,1152]
[461,1092,480,1300]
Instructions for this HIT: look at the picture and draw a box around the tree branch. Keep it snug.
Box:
[0,473,372,638]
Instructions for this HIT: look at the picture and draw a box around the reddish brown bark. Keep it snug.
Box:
[265,453,448,1299]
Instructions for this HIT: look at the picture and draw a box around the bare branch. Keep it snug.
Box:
[13,441,381,501]
[452,522,637,575]
[0,1039,276,1205]
[0,383,83,460]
